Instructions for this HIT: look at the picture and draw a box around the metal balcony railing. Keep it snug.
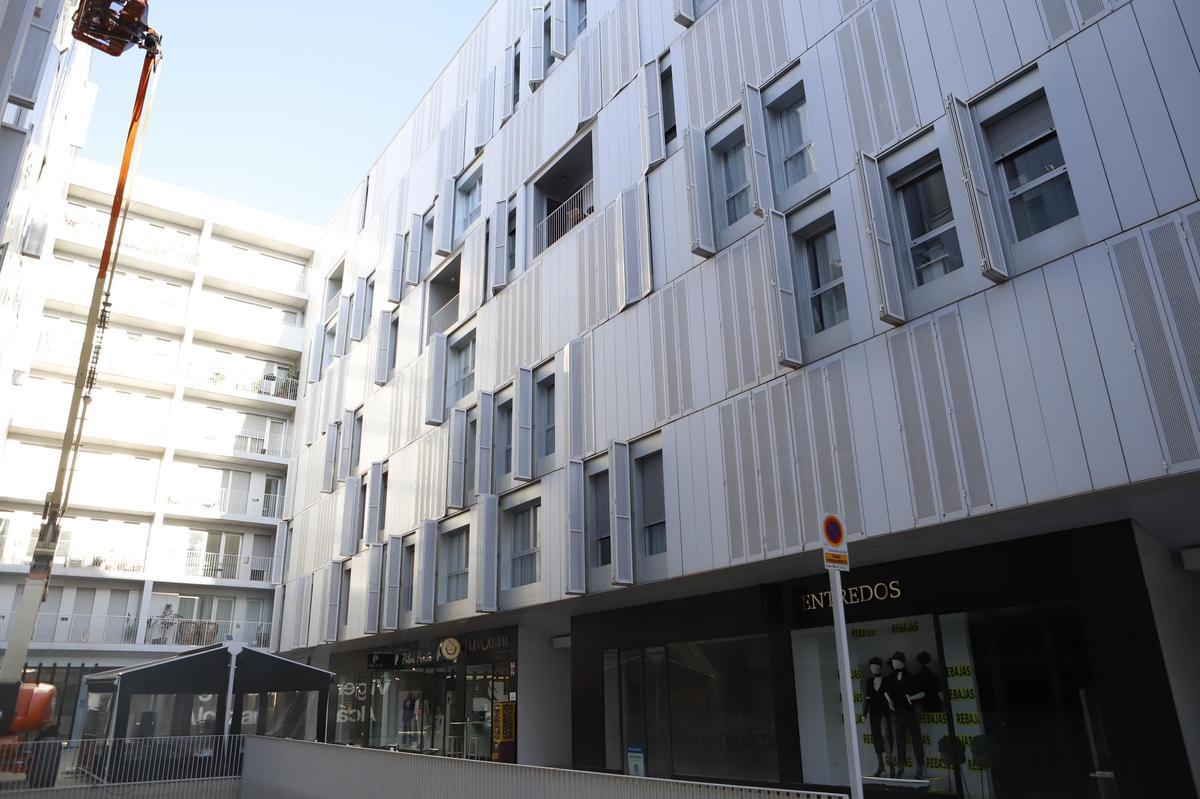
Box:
[261,493,284,519]
[232,431,289,458]
[143,618,271,648]
[533,179,593,257]
[428,294,460,337]
[65,614,141,644]
[60,203,201,267]
[166,487,250,516]
[247,555,273,582]
[192,361,299,402]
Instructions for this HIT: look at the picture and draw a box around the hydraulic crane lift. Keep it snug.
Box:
[0,0,162,739]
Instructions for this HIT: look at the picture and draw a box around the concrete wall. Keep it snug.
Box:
[517,627,572,767]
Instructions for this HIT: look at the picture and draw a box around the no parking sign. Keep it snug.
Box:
[821,514,849,572]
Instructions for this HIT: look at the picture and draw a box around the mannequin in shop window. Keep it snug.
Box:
[914,651,943,712]
[862,655,894,777]
[886,651,926,780]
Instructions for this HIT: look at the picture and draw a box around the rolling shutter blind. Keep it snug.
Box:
[340,475,362,557]
[373,315,390,386]
[683,128,717,257]
[767,210,803,367]
[415,520,437,624]
[405,213,422,286]
[477,391,496,494]
[985,95,1055,160]
[333,295,351,356]
[551,0,567,59]
[366,462,383,543]
[271,521,288,584]
[743,86,774,217]
[503,45,516,121]
[514,366,534,481]
[324,563,341,643]
[476,494,499,612]
[642,61,666,172]
[857,152,906,325]
[337,409,354,480]
[383,535,403,631]
[529,7,545,87]
[350,276,368,341]
[433,177,455,257]
[489,200,508,293]
[609,441,634,585]
[321,423,337,493]
[365,544,383,634]
[566,459,586,594]
[447,408,468,509]
[673,0,696,27]
[948,95,1009,283]
[425,333,448,426]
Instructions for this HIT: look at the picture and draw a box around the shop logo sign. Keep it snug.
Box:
[438,637,462,662]
[802,579,902,611]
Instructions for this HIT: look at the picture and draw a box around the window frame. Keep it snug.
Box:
[439,526,470,604]
[447,331,477,405]
[586,463,612,572]
[706,112,760,250]
[455,167,484,245]
[761,64,819,211]
[506,504,540,589]
[534,367,555,464]
[659,50,679,153]
[350,407,364,475]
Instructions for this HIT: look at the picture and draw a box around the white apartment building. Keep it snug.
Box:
[277,1,1200,796]
[0,157,318,736]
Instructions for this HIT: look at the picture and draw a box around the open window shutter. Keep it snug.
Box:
[447,408,468,509]
[489,201,508,293]
[461,225,486,318]
[566,459,586,594]
[334,295,351,356]
[743,86,774,217]
[767,210,803,367]
[673,0,696,26]
[502,46,516,121]
[366,462,383,543]
[272,521,288,584]
[337,409,354,480]
[405,213,422,285]
[340,475,362,557]
[321,423,337,492]
[433,178,455,256]
[475,494,499,612]
[551,0,567,59]
[415,520,437,624]
[857,152,906,325]
[350,276,368,341]
[577,29,600,125]
[642,61,666,172]
[307,334,322,383]
[383,535,403,630]
[529,8,545,87]
[373,315,390,385]
[389,233,405,301]
[477,391,496,495]
[324,562,340,642]
[947,95,1009,283]
[683,128,717,257]
[448,108,467,179]
[425,333,448,426]
[514,366,534,480]
[609,441,634,585]
[617,182,651,307]
[365,543,383,634]
[566,338,586,458]
[475,68,496,152]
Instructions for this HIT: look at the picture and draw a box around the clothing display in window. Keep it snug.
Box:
[887,652,926,779]
[862,656,893,777]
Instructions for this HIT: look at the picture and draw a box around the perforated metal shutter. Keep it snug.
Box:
[373,315,390,385]
[476,495,499,612]
[307,334,322,383]
[366,462,384,543]
[857,153,905,324]
[609,441,634,585]
[936,310,993,512]
[514,366,534,480]
[340,475,362,557]
[566,459,586,594]
[351,276,368,341]
[365,544,383,634]
[475,68,496,152]
[618,183,650,307]
[271,522,288,584]
[566,339,586,458]
[551,0,567,59]
[502,45,515,121]
[577,28,601,124]
[383,535,403,631]
[673,0,695,27]
[324,563,341,643]
[334,295,351,356]
[948,96,1009,282]
[389,233,405,302]
[337,409,354,480]
[447,408,468,509]
[425,333,448,426]
[838,24,875,154]
[767,211,803,367]
[888,330,938,523]
[683,128,717,257]
[742,86,774,216]
[642,61,667,173]
[321,423,337,493]
[489,201,508,293]
[529,7,545,87]
[406,213,422,286]
[415,520,437,624]
[477,391,496,495]
[433,178,455,256]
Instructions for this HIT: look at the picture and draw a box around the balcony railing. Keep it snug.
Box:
[150,549,273,582]
[65,614,141,644]
[428,294,460,338]
[232,431,289,458]
[261,493,283,519]
[247,555,273,582]
[166,487,250,516]
[190,363,299,401]
[143,618,272,648]
[61,202,201,266]
[533,179,594,257]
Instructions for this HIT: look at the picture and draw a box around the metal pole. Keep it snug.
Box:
[830,568,865,799]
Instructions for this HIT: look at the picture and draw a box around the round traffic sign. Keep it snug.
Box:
[822,514,845,547]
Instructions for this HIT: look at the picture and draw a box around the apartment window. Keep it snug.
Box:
[457,172,483,241]
[387,311,399,378]
[897,163,962,287]
[508,506,540,587]
[505,207,517,274]
[402,540,415,611]
[567,0,587,52]
[543,14,554,72]
[442,528,469,603]
[497,400,513,476]
[588,470,611,567]
[448,335,476,403]
[350,408,364,473]
[636,451,666,557]
[379,467,388,532]
[535,374,555,457]
[321,324,336,373]
[774,95,814,189]
[805,226,847,334]
[511,43,522,108]
[986,95,1078,241]
[719,136,751,226]
[660,60,677,145]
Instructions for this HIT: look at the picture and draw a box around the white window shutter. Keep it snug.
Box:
[477,391,496,495]
[337,409,354,480]
[272,521,288,585]
[609,441,634,585]
[389,233,405,302]
[373,315,390,386]
[617,181,652,308]
[415,520,437,624]
[365,543,383,634]
[641,61,667,173]
[307,334,322,383]
[514,366,534,481]
[673,0,696,27]
[683,128,717,257]
[566,338,586,459]
[529,8,545,87]
[503,45,516,121]
[448,108,467,179]
[743,86,774,217]
[475,68,495,152]
[460,225,486,319]
[857,152,906,325]
[947,95,1009,283]
[366,461,383,543]
[350,276,368,341]
[475,494,499,612]
[321,423,337,493]
[324,562,341,643]
[406,213,422,286]
[447,407,468,510]
[577,29,600,125]
[340,475,362,557]
[433,178,455,257]
[334,295,351,356]
[767,210,803,368]
[566,459,586,594]
[489,200,509,293]
[425,333,448,426]
[383,535,403,631]
[551,0,567,59]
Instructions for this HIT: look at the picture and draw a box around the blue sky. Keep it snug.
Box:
[80,1,495,226]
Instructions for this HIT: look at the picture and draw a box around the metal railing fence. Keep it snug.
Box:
[533,179,593,257]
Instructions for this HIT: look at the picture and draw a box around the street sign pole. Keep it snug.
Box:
[830,567,865,799]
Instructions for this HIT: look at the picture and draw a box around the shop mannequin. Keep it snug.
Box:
[914,652,943,712]
[886,651,926,780]
[862,656,893,777]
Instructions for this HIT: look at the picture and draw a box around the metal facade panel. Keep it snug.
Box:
[806,368,839,523]
[477,390,495,494]
[719,402,745,560]
[943,0,993,95]
[854,9,897,148]
[415,520,437,624]
[334,295,351,356]
[837,23,875,154]
[366,462,384,543]
[935,310,994,512]
[948,95,1009,283]
[641,61,666,172]
[1136,0,1200,200]
[857,153,905,324]
[566,459,586,594]
[888,330,937,523]
[447,408,468,510]
[577,28,601,124]
[750,389,781,556]
[609,441,634,584]
[383,535,402,631]
[364,544,383,635]
[1145,218,1200,453]
[742,85,774,217]
[341,475,362,557]
[683,128,717,256]
[825,359,863,534]
[766,380,801,551]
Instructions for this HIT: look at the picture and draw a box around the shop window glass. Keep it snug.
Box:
[603,649,621,771]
